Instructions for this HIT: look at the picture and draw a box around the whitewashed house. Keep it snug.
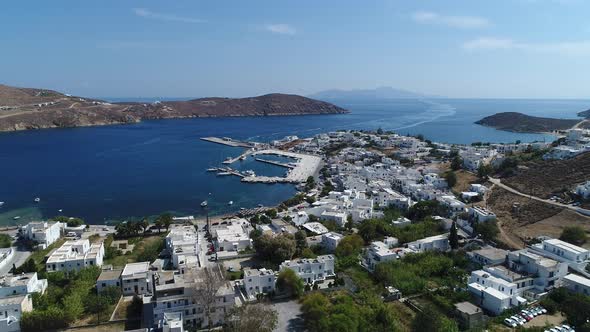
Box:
[45,239,104,272]
[21,221,62,249]
[243,268,276,299]
[321,232,343,252]
[121,262,153,296]
[563,274,590,296]
[279,255,335,284]
[407,234,450,253]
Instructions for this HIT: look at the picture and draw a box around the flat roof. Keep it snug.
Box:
[544,239,588,255]
[564,273,590,287]
[455,301,481,315]
[122,262,150,276]
[98,269,123,281]
[473,247,508,261]
[468,282,510,300]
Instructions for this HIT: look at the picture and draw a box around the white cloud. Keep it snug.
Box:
[462,37,516,50]
[462,37,590,56]
[265,24,296,35]
[412,11,490,29]
[133,8,205,24]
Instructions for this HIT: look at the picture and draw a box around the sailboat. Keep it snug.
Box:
[200,200,208,207]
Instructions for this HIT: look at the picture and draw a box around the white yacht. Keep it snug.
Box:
[228,201,233,205]
[200,201,208,207]
[0,202,4,207]
[34,197,40,203]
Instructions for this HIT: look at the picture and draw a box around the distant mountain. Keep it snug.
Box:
[577,109,590,118]
[0,84,348,132]
[475,112,580,133]
[308,87,439,101]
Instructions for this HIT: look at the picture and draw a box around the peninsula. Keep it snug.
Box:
[0,84,349,132]
[475,112,580,133]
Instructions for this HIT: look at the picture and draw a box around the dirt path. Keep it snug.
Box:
[488,177,590,215]
[487,183,524,249]
[572,119,589,129]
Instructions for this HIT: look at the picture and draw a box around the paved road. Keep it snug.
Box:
[488,177,590,215]
[273,299,305,332]
[0,245,31,275]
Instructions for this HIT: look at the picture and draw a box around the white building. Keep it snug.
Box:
[468,271,520,316]
[363,237,402,271]
[0,273,47,299]
[531,238,590,272]
[0,249,14,273]
[575,181,590,199]
[469,206,496,223]
[213,219,252,252]
[320,211,348,227]
[321,232,343,252]
[563,274,590,296]
[21,221,62,249]
[45,239,104,272]
[167,225,204,269]
[407,234,449,253]
[122,262,153,296]
[392,217,411,228]
[243,268,276,299]
[142,266,235,330]
[279,255,335,284]
[302,222,329,235]
[0,295,32,332]
[468,247,508,266]
[97,268,122,293]
[160,312,184,332]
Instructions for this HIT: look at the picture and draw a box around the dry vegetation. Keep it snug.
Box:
[503,151,590,198]
[487,186,590,248]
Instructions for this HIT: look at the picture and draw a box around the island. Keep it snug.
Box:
[577,109,590,118]
[0,84,349,132]
[474,112,580,133]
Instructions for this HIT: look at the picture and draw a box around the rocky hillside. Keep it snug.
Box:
[475,112,579,133]
[577,109,590,118]
[0,84,348,132]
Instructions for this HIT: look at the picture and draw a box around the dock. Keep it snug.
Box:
[201,137,254,148]
[255,158,295,168]
[222,150,253,164]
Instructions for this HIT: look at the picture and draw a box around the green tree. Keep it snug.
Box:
[294,230,308,256]
[474,220,499,242]
[276,269,304,298]
[139,218,149,234]
[84,294,110,322]
[157,213,173,231]
[562,293,590,328]
[335,234,364,258]
[477,164,493,179]
[253,233,296,264]
[411,305,458,332]
[444,171,457,188]
[560,226,588,246]
[408,200,447,221]
[266,209,278,219]
[449,221,459,250]
[450,155,462,171]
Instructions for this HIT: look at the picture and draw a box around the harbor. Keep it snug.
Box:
[202,138,322,184]
[200,137,254,148]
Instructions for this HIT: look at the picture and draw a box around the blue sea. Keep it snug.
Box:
[0,98,587,224]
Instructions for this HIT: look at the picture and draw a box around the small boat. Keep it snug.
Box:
[200,201,208,207]
[206,168,218,172]
[58,209,63,212]
[13,216,20,220]
[217,172,231,176]
[239,155,246,161]
[244,170,256,176]
[240,207,246,211]
[34,197,40,203]
[0,202,4,207]
[228,201,233,205]
[258,204,263,208]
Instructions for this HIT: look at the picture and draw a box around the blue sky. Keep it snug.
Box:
[1,0,589,98]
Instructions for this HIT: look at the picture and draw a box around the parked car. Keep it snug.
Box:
[510,315,525,326]
[504,318,518,328]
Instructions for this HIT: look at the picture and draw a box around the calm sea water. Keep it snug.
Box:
[0,98,587,224]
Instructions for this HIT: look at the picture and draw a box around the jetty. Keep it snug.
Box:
[222,150,253,164]
[201,137,254,148]
[255,158,295,169]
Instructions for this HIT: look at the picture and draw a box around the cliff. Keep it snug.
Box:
[475,112,579,133]
[0,84,348,132]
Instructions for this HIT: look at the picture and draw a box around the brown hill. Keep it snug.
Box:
[502,151,590,198]
[0,84,348,132]
[475,112,579,133]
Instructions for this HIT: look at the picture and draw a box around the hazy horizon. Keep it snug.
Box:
[2,0,590,99]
